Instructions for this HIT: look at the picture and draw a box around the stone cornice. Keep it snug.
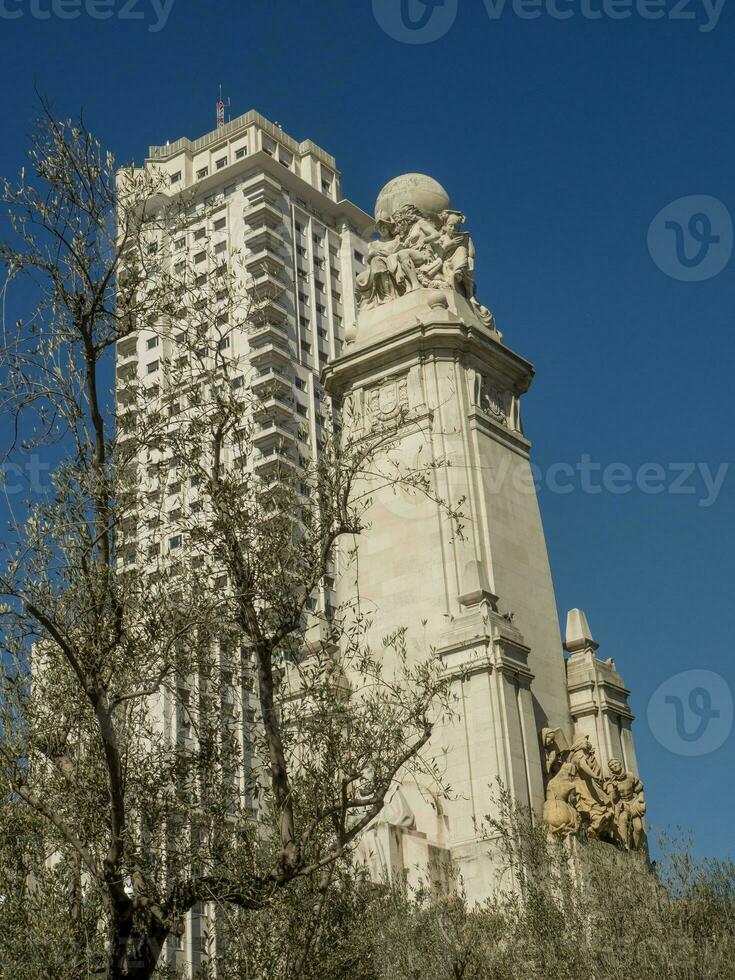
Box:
[322,309,535,399]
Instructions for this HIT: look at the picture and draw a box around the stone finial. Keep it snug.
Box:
[564,608,599,654]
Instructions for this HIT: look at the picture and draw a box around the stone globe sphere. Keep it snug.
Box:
[374,173,451,224]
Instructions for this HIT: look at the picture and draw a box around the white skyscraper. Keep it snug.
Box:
[115,110,372,974]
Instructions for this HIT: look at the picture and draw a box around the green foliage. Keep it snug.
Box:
[209,798,735,980]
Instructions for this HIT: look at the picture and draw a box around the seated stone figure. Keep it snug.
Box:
[354,174,496,330]
[356,205,441,309]
[542,761,581,838]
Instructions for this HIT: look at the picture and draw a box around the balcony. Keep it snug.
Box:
[249,270,286,302]
[253,394,295,426]
[253,446,301,478]
[251,367,292,399]
[248,321,290,349]
[117,338,138,360]
[244,248,287,279]
[241,172,282,205]
[249,342,291,371]
[244,225,286,253]
[249,295,289,325]
[244,199,283,229]
[252,420,297,452]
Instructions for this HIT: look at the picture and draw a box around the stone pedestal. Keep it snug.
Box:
[324,286,571,901]
[322,172,645,896]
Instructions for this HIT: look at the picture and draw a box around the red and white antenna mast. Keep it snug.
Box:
[216,85,230,129]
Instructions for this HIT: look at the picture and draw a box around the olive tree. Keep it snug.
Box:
[0,110,453,979]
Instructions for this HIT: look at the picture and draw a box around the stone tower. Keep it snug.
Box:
[322,174,644,900]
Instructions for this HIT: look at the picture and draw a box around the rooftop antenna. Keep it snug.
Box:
[216,85,231,130]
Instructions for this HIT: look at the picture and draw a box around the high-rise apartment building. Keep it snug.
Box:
[115,110,373,973]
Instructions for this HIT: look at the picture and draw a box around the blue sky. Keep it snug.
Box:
[0,1,732,858]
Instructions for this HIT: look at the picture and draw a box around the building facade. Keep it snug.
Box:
[115,110,372,973]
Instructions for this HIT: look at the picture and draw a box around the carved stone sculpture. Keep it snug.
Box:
[568,735,615,841]
[542,761,581,838]
[539,730,645,850]
[606,758,647,851]
[356,174,496,330]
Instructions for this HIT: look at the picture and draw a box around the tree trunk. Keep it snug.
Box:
[108,925,166,980]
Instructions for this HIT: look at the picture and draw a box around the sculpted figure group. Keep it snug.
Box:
[540,730,646,852]
[355,205,496,330]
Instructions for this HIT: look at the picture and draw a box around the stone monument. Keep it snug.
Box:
[322,174,645,900]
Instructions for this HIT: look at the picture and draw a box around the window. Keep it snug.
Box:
[174,260,185,273]
[302,342,312,355]
[194,227,206,240]
[295,221,303,233]
[216,156,227,170]
[175,331,187,344]
[298,291,309,305]
[322,181,331,194]
[235,147,247,160]
[297,403,307,417]
[296,245,307,258]
[295,377,306,391]
[213,216,227,232]
[170,171,181,184]
[231,375,243,390]
[169,535,182,550]
[317,328,327,340]
[314,278,325,292]
[194,251,206,264]
[147,241,158,255]
[218,337,230,351]
[214,241,227,254]
[190,501,202,515]
[146,336,159,350]
[147,360,159,374]
[224,183,236,197]
[354,250,365,264]
[177,689,190,736]
[174,237,185,250]
[316,303,326,315]
[196,167,209,180]
[312,234,322,246]
[299,315,309,329]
